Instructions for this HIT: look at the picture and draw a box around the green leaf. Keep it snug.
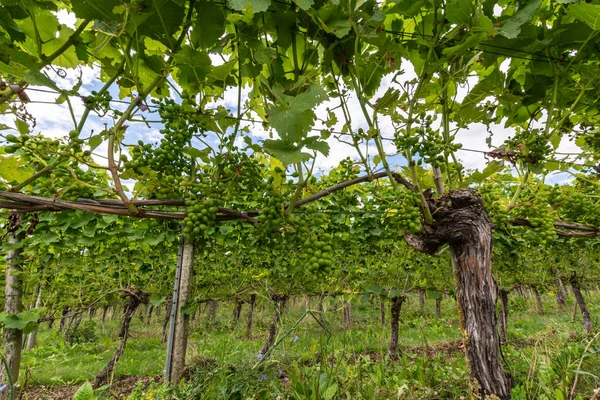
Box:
[293,0,314,11]
[366,283,383,294]
[568,3,600,30]
[129,0,185,46]
[191,2,226,49]
[149,294,166,307]
[445,0,473,26]
[71,0,121,21]
[174,46,212,92]
[73,381,94,400]
[263,139,310,165]
[323,383,338,400]
[497,0,541,39]
[0,156,34,182]
[467,160,504,184]
[227,0,271,12]
[88,134,103,151]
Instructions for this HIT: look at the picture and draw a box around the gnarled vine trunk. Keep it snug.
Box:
[246,293,256,339]
[499,289,509,344]
[93,288,148,388]
[260,294,287,356]
[531,285,543,314]
[387,295,405,360]
[406,189,512,399]
[570,272,593,334]
[552,269,567,311]
[435,297,442,318]
[232,297,243,326]
[161,294,173,344]
[418,289,425,313]
[380,298,386,327]
[26,285,43,351]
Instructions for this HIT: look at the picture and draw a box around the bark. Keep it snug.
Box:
[169,237,194,384]
[246,294,256,339]
[405,189,512,399]
[342,298,352,328]
[232,297,243,326]
[58,307,69,333]
[531,286,543,314]
[101,305,109,323]
[93,288,148,388]
[162,294,173,344]
[317,295,325,325]
[380,298,386,327]
[499,289,509,344]
[68,312,83,346]
[260,294,287,356]
[147,305,154,324]
[0,215,25,387]
[26,286,43,351]
[418,289,425,313]
[552,270,567,311]
[435,297,442,318]
[207,300,218,321]
[47,315,55,329]
[387,295,406,360]
[570,273,593,334]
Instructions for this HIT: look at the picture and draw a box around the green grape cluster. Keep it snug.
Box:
[557,191,596,224]
[388,191,421,233]
[83,90,112,112]
[299,233,335,278]
[394,115,461,167]
[505,129,552,165]
[3,133,28,153]
[257,189,285,236]
[182,178,225,239]
[480,185,510,227]
[184,198,219,238]
[513,202,556,244]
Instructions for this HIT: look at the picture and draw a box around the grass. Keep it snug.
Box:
[15,290,600,399]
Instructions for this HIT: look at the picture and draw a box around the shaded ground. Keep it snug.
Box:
[19,375,161,400]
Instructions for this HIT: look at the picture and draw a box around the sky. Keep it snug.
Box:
[0,10,584,194]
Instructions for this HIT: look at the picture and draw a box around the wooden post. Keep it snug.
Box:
[166,235,194,383]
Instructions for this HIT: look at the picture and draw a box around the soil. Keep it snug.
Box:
[19,374,161,400]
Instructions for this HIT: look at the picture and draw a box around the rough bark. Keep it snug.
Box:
[317,295,325,325]
[162,294,173,344]
[260,294,287,356]
[88,307,95,321]
[232,297,243,326]
[405,189,512,399]
[531,286,543,314]
[68,312,83,346]
[499,289,509,344]
[552,269,567,311]
[58,307,69,332]
[207,300,218,321]
[418,289,425,313]
[0,214,25,387]
[380,298,386,327]
[26,285,43,351]
[147,305,154,324]
[246,293,256,339]
[101,305,109,323]
[342,298,352,328]
[570,273,593,334]
[435,296,442,318]
[93,288,148,388]
[387,295,406,360]
[169,237,194,383]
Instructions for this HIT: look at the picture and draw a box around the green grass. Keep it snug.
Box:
[16,290,600,399]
